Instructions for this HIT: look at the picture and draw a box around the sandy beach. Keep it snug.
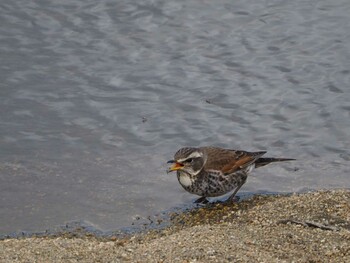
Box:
[1,189,349,262]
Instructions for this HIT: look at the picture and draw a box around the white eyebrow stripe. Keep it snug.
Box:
[187,151,203,158]
[177,151,203,163]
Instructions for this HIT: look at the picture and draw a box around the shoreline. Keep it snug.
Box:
[1,189,349,262]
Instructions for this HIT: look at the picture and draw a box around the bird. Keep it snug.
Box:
[166,146,295,203]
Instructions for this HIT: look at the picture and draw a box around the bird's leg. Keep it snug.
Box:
[226,174,247,202]
[226,184,243,202]
[194,196,209,204]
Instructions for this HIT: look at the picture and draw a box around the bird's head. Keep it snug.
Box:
[166,147,206,176]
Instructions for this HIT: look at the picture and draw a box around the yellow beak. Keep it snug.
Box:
[166,160,184,173]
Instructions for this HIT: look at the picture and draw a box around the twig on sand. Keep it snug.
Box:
[277,219,340,231]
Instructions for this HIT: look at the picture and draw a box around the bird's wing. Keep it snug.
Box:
[201,147,266,175]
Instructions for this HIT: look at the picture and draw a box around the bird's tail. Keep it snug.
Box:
[255,157,295,168]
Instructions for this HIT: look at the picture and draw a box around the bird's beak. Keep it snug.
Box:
[166,160,184,173]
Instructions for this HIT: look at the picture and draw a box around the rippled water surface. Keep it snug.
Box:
[1,0,350,235]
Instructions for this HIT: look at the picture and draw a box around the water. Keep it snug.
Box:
[1,0,350,235]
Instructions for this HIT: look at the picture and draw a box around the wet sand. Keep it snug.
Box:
[1,189,349,262]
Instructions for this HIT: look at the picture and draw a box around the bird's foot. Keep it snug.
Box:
[225,195,240,203]
[194,196,209,204]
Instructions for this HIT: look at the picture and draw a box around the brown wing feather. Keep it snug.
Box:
[221,155,256,174]
[201,147,266,175]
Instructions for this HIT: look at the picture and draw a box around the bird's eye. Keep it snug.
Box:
[186,158,193,163]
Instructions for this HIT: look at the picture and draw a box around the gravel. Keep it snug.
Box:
[1,189,349,262]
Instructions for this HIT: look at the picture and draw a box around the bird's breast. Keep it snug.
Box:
[178,173,193,187]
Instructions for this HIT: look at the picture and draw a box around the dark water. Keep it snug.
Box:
[1,0,350,235]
